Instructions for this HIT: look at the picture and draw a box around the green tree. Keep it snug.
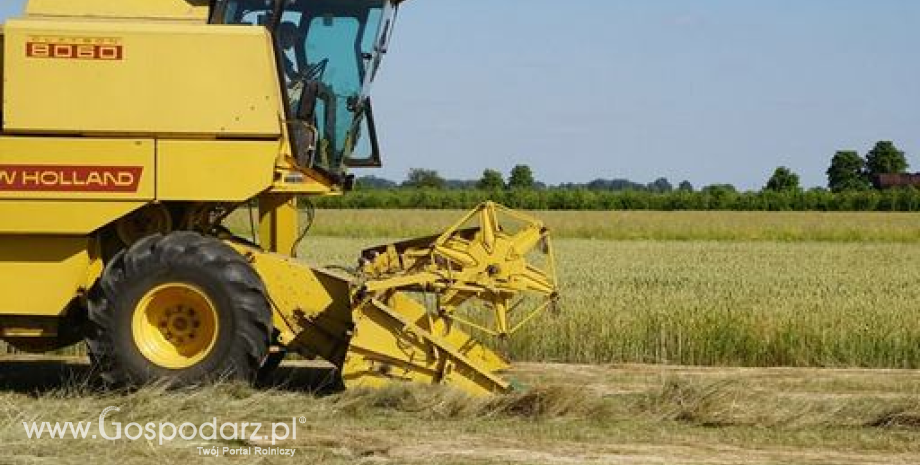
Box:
[355,175,397,190]
[677,180,694,192]
[865,141,909,176]
[508,164,535,190]
[764,166,801,192]
[827,151,870,192]
[648,177,674,193]
[403,168,446,189]
[477,169,506,190]
[700,184,738,209]
[701,184,737,195]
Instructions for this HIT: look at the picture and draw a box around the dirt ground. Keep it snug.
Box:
[1,357,919,464]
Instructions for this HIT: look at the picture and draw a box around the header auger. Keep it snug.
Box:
[0,0,558,396]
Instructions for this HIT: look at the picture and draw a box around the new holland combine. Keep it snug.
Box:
[0,0,558,395]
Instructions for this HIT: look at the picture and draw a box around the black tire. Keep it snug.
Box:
[86,232,272,387]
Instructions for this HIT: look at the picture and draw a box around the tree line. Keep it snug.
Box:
[319,141,919,211]
[316,187,920,211]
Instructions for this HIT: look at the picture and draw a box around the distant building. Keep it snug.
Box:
[873,173,920,190]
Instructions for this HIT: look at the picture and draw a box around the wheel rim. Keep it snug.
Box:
[132,283,219,370]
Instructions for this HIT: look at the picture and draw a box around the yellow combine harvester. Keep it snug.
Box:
[0,0,558,395]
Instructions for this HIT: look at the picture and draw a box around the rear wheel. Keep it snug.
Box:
[87,232,271,387]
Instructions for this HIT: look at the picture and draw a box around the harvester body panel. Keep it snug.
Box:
[3,18,282,137]
[0,236,100,320]
[0,137,155,234]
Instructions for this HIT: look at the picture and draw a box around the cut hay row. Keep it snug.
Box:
[1,361,919,464]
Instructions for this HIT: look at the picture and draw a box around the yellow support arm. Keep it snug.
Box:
[258,194,299,256]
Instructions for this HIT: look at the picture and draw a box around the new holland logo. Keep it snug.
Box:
[0,165,143,193]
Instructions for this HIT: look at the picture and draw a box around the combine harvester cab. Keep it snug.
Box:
[0,0,558,395]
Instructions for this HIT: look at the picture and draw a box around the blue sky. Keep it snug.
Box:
[2,1,917,189]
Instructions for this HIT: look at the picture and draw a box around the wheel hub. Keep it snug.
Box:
[132,283,219,369]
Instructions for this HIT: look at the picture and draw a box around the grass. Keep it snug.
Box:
[226,208,920,242]
[1,359,919,464]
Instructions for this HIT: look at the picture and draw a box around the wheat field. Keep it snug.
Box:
[7,209,920,367]
[286,209,920,242]
[290,209,920,367]
[300,235,920,368]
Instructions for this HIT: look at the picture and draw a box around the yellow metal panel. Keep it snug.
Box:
[157,140,277,201]
[258,194,299,255]
[226,241,352,352]
[4,19,282,137]
[0,236,96,316]
[342,295,512,396]
[26,0,210,22]
[0,30,4,109]
[0,136,155,201]
[0,201,148,235]
[0,134,153,235]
